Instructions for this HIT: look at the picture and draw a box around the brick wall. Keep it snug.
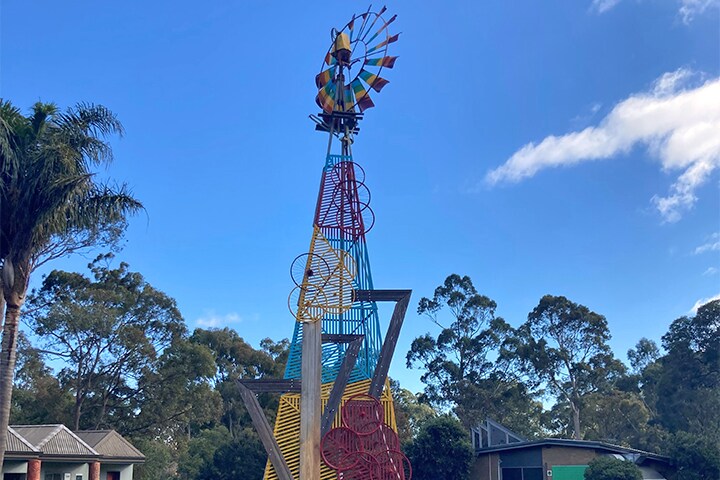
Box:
[472,453,500,480]
[541,446,597,478]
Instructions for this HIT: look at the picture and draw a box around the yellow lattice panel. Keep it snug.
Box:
[263,379,397,480]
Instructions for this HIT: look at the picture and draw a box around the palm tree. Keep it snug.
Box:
[0,100,143,465]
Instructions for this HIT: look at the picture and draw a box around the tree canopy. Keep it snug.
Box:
[405,415,473,480]
[584,457,642,480]
[0,100,142,465]
[501,294,624,439]
[25,255,187,430]
[406,274,541,434]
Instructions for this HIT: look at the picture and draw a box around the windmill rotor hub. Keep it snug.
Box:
[332,32,352,65]
[314,7,400,131]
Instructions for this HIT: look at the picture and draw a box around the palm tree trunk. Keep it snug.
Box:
[0,299,23,467]
[0,290,5,469]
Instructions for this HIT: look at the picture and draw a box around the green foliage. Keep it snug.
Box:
[195,429,266,480]
[627,338,660,375]
[177,426,232,480]
[0,100,142,274]
[25,255,187,430]
[132,338,222,439]
[390,379,437,445]
[581,391,651,446]
[656,300,720,438]
[11,332,73,425]
[131,438,177,480]
[0,99,142,466]
[584,457,642,480]
[190,328,288,438]
[665,431,720,480]
[407,274,540,432]
[502,294,624,439]
[406,415,473,480]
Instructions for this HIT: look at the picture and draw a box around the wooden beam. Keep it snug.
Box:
[237,383,294,480]
[300,320,322,480]
[322,333,364,344]
[320,335,364,435]
[237,379,301,393]
[355,290,412,399]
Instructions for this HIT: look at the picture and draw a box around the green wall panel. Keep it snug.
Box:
[551,465,587,480]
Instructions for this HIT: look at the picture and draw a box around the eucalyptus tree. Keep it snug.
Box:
[0,100,142,464]
[501,295,624,439]
[25,257,188,430]
[656,299,719,438]
[406,274,540,434]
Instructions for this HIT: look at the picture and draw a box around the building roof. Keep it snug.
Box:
[7,424,144,464]
[6,427,39,454]
[11,425,97,457]
[75,430,145,461]
[476,437,670,464]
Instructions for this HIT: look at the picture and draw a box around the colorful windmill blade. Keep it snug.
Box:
[315,7,399,114]
[365,56,398,68]
[351,79,375,112]
[366,33,400,54]
[358,69,389,93]
[315,82,337,113]
[316,66,335,88]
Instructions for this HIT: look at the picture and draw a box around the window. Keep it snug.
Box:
[502,467,544,480]
[502,468,522,480]
[45,475,61,480]
[523,468,543,480]
[76,476,83,480]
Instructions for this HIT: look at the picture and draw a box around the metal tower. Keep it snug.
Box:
[239,7,411,480]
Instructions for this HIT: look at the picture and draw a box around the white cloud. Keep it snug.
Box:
[690,292,720,313]
[195,311,242,328]
[679,0,720,24]
[485,69,720,223]
[703,266,719,276]
[591,0,623,13]
[591,0,719,23]
[694,233,720,254]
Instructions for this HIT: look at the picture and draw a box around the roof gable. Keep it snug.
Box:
[11,425,97,456]
[6,427,39,453]
[75,430,145,460]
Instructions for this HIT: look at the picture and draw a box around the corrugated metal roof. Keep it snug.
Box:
[75,430,145,460]
[11,425,63,448]
[6,427,39,453]
[11,424,97,456]
[72,430,107,448]
[476,438,670,463]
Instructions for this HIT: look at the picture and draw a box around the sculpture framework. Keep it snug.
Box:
[238,7,411,479]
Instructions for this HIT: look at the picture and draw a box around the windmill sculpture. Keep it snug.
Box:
[238,7,411,480]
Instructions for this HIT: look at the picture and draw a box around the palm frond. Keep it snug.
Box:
[1,101,140,272]
[0,99,25,179]
[29,102,58,137]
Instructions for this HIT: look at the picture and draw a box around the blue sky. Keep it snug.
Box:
[2,1,718,394]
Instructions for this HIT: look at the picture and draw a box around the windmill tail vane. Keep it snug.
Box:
[238,6,411,480]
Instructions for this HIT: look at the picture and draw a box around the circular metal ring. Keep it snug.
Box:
[342,393,384,435]
[288,284,327,323]
[321,427,362,470]
[290,252,332,287]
